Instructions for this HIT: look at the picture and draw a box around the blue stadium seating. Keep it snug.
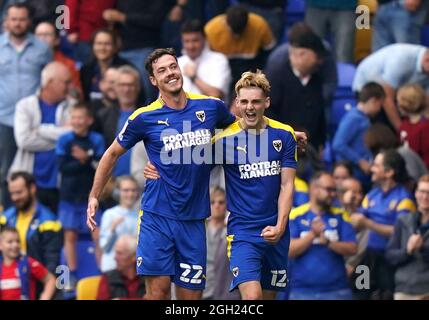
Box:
[335,62,356,99]
[323,140,336,171]
[285,0,306,25]
[328,97,357,145]
[60,237,100,280]
[421,25,429,47]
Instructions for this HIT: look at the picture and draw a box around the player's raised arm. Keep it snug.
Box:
[87,140,127,231]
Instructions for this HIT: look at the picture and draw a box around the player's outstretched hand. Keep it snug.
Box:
[261,225,284,244]
[143,161,160,180]
[87,197,99,232]
[295,131,307,152]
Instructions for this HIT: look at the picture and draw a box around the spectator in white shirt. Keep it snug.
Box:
[178,19,231,101]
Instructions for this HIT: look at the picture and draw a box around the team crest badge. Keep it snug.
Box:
[329,218,338,228]
[232,267,239,277]
[389,200,398,211]
[196,110,205,122]
[137,257,142,267]
[273,140,282,152]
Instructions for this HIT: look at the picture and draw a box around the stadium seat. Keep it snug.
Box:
[285,0,305,25]
[329,97,357,137]
[60,238,101,280]
[323,140,336,171]
[76,275,102,300]
[335,63,357,99]
[421,25,429,47]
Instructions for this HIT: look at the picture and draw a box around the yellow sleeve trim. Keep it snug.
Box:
[361,196,369,209]
[290,203,310,220]
[212,121,242,144]
[265,117,296,141]
[397,198,416,212]
[0,215,6,225]
[331,207,352,223]
[129,99,163,121]
[186,92,220,101]
[226,235,234,259]
[38,221,62,233]
[294,178,309,193]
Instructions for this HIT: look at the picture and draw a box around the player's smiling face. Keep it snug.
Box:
[150,54,183,95]
[236,87,270,130]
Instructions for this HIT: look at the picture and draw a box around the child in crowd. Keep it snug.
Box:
[397,84,429,169]
[0,226,56,300]
[56,104,105,295]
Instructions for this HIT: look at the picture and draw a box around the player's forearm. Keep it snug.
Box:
[89,148,120,200]
[276,182,294,232]
[366,219,394,237]
[289,232,316,258]
[327,241,357,256]
[39,273,56,300]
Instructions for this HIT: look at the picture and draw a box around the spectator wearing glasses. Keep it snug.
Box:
[288,171,357,300]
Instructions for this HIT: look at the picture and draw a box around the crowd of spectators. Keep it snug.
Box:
[1,0,429,300]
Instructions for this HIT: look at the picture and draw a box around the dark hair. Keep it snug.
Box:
[288,22,327,58]
[333,161,353,177]
[6,3,32,19]
[90,28,120,52]
[9,171,36,189]
[0,226,19,236]
[380,149,408,184]
[181,19,205,36]
[71,103,93,118]
[36,20,60,38]
[310,171,332,185]
[358,82,386,103]
[144,48,178,77]
[226,5,249,35]
[364,123,398,156]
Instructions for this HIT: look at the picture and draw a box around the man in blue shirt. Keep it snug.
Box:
[86,48,237,300]
[213,70,296,300]
[351,149,416,299]
[352,43,429,130]
[288,171,357,300]
[0,3,52,208]
[333,82,385,188]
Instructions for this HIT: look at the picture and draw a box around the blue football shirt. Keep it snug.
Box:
[289,204,357,293]
[213,117,297,240]
[116,93,235,220]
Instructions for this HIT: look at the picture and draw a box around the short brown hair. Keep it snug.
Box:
[0,226,19,237]
[144,48,177,77]
[235,70,271,97]
[71,103,93,117]
[397,84,426,114]
[358,82,385,103]
[418,174,429,184]
[9,171,36,189]
[364,123,398,155]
